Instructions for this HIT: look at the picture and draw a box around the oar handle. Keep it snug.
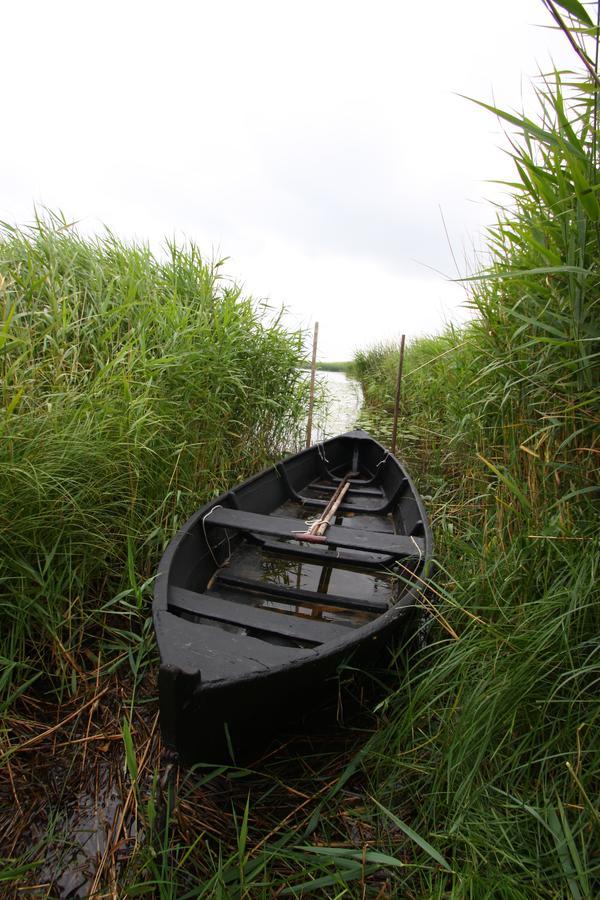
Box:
[315,480,351,535]
[291,531,328,543]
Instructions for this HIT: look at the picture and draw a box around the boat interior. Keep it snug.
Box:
[159,433,427,673]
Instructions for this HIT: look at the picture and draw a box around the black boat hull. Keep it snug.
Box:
[153,430,433,763]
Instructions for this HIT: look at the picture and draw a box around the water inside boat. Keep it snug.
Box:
[168,481,400,645]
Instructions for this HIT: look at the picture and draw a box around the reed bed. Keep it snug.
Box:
[350,4,600,893]
[0,214,308,686]
[0,216,310,895]
[2,3,599,897]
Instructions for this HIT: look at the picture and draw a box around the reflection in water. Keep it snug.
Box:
[261,597,372,627]
[38,764,126,899]
[261,552,391,601]
[254,550,391,627]
[311,370,363,440]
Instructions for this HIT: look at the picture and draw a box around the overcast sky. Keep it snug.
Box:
[2,1,576,359]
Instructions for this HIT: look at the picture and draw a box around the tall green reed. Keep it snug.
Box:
[350,3,599,895]
[0,212,309,705]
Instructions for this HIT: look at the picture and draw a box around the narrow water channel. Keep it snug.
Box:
[312,370,363,440]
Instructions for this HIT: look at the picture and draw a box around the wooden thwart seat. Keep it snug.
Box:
[168,586,351,644]
[277,463,405,514]
[206,507,424,557]
[295,494,389,513]
[214,572,390,613]
[262,539,395,568]
[307,481,385,498]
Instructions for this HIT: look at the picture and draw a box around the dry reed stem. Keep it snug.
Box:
[2,686,109,760]
[88,711,159,897]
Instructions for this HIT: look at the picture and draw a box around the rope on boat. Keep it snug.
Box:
[305,516,329,529]
[410,535,423,563]
[376,450,390,469]
[202,504,231,566]
[293,479,351,543]
[317,442,330,464]
[304,511,329,527]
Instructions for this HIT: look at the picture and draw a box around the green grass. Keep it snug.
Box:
[298,359,355,373]
[317,361,355,373]
[0,214,312,895]
[0,214,309,691]
[2,3,599,897]
[349,4,600,893]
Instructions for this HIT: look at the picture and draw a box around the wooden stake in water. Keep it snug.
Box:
[306,321,319,448]
[390,333,406,456]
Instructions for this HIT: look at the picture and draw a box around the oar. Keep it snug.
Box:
[292,475,353,543]
[313,480,351,536]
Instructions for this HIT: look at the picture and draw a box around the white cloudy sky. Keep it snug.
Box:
[2,0,576,358]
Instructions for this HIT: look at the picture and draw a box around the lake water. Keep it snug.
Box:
[311,370,363,440]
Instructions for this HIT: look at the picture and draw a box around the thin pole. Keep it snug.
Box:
[390,334,406,456]
[305,321,319,448]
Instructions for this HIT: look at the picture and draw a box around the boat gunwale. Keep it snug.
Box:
[153,430,434,684]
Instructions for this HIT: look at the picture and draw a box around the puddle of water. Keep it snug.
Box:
[259,553,391,603]
[259,597,373,627]
[217,543,392,629]
[36,763,126,899]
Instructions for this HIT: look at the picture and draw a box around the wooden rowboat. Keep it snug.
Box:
[153,430,433,762]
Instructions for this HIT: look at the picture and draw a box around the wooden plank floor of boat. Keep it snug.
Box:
[166,553,397,678]
[162,472,423,681]
[167,540,390,645]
